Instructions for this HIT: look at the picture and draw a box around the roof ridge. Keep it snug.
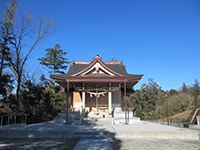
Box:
[73,61,90,65]
[73,61,123,65]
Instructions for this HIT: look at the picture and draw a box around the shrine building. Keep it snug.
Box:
[51,54,143,115]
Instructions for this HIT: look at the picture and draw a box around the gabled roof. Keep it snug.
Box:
[71,57,124,77]
[51,54,143,84]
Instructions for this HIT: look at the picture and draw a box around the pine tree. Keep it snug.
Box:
[0,0,18,100]
[0,0,18,77]
[182,82,187,92]
[0,0,56,114]
[193,79,200,105]
[38,44,70,84]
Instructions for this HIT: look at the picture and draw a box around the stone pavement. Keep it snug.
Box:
[0,138,78,150]
[0,118,199,150]
[73,138,113,150]
[113,121,199,139]
[110,138,200,150]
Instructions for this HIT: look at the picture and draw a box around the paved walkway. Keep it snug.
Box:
[0,118,199,150]
[73,138,113,150]
[0,118,115,132]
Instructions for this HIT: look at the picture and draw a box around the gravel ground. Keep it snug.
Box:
[1,138,200,150]
[110,138,200,150]
[0,138,79,150]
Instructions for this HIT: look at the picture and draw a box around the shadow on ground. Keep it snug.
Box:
[74,118,123,150]
[0,138,79,150]
[110,138,122,150]
[0,118,123,150]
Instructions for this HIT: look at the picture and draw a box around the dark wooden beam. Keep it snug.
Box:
[66,80,69,124]
[124,80,127,124]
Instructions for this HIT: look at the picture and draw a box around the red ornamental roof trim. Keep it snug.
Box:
[71,58,124,77]
[51,75,143,82]
[73,61,123,65]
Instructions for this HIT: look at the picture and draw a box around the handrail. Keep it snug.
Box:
[0,114,29,127]
[190,108,200,124]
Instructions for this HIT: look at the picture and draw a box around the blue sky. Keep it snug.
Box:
[1,0,200,91]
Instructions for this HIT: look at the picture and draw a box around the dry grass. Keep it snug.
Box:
[170,109,193,120]
[157,109,193,122]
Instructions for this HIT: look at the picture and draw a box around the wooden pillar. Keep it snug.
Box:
[66,80,69,124]
[82,84,85,111]
[108,84,112,115]
[119,83,121,109]
[124,80,127,124]
[96,88,98,112]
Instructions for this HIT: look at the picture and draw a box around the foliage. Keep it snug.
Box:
[182,82,187,93]
[38,44,70,75]
[0,94,16,115]
[20,78,68,123]
[169,89,178,95]
[132,78,160,120]
[131,78,198,120]
[0,73,14,100]
[0,0,56,114]
[168,94,191,116]
[0,1,68,122]
[0,0,18,108]
[0,73,15,115]
[192,79,200,105]
[0,0,18,77]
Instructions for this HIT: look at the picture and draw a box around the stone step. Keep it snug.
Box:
[82,118,112,125]
[71,130,115,139]
[71,134,114,139]
[73,131,115,135]
[0,130,73,138]
[73,138,113,150]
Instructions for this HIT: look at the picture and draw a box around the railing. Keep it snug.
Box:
[0,114,29,127]
[147,117,192,128]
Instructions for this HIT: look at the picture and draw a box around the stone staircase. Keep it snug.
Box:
[82,118,112,125]
[71,118,115,139]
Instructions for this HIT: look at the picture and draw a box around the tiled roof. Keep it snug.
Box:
[53,62,141,79]
[51,55,143,81]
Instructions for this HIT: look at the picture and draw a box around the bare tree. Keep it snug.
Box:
[2,0,56,114]
[109,57,124,62]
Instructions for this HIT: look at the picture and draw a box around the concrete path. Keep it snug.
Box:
[112,121,199,139]
[0,118,199,139]
[73,138,113,150]
[0,118,199,150]
[0,118,115,132]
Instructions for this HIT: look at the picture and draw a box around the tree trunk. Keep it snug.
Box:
[0,58,4,94]
[16,74,21,114]
[0,58,4,78]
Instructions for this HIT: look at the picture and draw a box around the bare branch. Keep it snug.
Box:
[21,16,56,70]
[1,0,56,114]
